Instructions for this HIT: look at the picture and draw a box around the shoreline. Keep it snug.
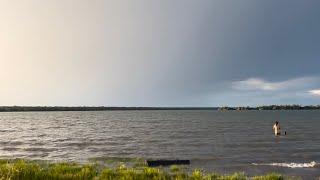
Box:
[0,159,290,180]
[0,105,320,112]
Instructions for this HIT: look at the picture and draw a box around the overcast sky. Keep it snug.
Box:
[1,0,320,106]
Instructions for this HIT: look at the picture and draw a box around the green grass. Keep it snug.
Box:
[0,159,289,180]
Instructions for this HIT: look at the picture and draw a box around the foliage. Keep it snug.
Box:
[252,173,284,180]
[0,160,289,180]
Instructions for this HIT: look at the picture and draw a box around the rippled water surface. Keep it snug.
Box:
[0,110,319,178]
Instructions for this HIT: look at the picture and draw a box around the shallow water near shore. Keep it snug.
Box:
[0,110,319,178]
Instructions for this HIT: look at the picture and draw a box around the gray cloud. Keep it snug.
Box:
[210,76,320,106]
[232,77,320,91]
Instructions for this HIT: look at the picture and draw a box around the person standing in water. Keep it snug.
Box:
[273,121,281,136]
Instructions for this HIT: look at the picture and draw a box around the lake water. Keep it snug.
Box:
[0,110,319,178]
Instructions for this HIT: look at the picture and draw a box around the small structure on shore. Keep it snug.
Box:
[146,160,190,167]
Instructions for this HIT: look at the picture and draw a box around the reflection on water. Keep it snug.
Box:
[0,110,319,178]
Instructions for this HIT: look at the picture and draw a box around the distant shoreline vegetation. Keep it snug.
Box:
[0,106,217,112]
[0,105,319,112]
[218,105,320,111]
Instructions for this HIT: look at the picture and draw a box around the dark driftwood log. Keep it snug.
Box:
[146,160,190,167]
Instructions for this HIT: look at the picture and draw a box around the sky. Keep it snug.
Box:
[0,0,320,107]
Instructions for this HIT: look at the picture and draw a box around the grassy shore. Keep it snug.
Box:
[0,159,291,180]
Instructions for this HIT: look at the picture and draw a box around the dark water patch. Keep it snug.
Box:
[51,137,72,142]
[37,134,47,137]
[0,141,24,146]
[23,147,58,153]
[1,147,20,151]
[0,129,16,132]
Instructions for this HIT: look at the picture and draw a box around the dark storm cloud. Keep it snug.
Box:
[184,0,320,81]
[158,0,320,106]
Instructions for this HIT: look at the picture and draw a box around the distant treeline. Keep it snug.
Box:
[218,105,320,111]
[0,106,217,112]
[0,105,319,112]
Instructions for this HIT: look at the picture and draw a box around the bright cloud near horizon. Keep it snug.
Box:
[1,0,320,106]
[232,77,320,91]
[309,89,320,96]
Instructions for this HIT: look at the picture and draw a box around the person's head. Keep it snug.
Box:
[275,121,279,125]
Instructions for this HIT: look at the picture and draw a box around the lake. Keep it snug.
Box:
[0,110,319,178]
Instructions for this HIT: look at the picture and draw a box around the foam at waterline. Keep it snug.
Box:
[252,161,317,168]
